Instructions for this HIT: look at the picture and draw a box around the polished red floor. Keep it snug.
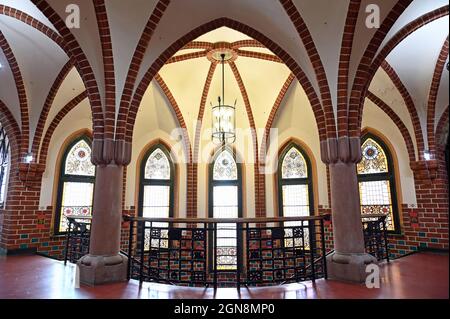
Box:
[0,252,447,299]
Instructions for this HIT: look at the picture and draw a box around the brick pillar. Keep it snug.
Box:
[78,139,131,285]
[0,161,44,255]
[320,137,376,282]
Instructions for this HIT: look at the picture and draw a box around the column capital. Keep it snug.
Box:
[91,138,132,166]
[320,136,361,164]
[18,162,45,187]
[410,160,439,180]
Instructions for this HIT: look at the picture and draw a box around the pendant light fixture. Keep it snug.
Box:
[211,53,236,145]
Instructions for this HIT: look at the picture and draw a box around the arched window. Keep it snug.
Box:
[138,144,175,250]
[0,126,10,206]
[209,148,242,271]
[55,136,95,234]
[357,134,400,232]
[278,143,314,247]
[138,144,175,221]
[278,143,314,217]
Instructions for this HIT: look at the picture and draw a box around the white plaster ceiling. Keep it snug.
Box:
[385,16,448,142]
[369,68,417,157]
[43,66,85,135]
[0,14,68,147]
[46,0,104,107]
[0,0,57,32]
[0,0,448,157]
[378,0,449,56]
[0,43,20,126]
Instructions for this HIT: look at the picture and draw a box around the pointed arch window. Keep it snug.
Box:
[209,148,242,271]
[0,126,10,206]
[357,134,400,232]
[55,136,95,234]
[139,144,175,249]
[278,143,314,247]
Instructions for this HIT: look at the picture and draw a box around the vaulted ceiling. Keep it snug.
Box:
[0,0,448,164]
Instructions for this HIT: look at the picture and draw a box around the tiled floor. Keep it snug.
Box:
[0,252,447,299]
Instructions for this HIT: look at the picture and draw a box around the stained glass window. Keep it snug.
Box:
[139,145,174,250]
[282,147,307,179]
[64,139,95,176]
[213,150,238,180]
[357,138,388,174]
[278,144,313,248]
[0,126,10,205]
[144,148,171,180]
[55,136,95,233]
[210,149,241,270]
[357,135,399,232]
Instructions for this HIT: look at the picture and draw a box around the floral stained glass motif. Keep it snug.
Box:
[357,138,388,175]
[64,140,95,176]
[59,182,94,232]
[359,180,395,230]
[213,150,237,181]
[281,147,307,179]
[145,148,170,180]
[0,126,10,205]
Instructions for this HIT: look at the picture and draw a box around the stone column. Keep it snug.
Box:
[320,137,377,282]
[78,139,131,285]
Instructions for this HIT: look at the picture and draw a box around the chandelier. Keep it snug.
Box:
[211,53,236,145]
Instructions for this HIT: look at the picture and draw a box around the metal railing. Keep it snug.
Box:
[63,213,390,287]
[64,215,91,265]
[361,214,390,262]
[123,215,328,288]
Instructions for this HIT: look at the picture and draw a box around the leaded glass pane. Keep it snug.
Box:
[282,184,310,248]
[64,140,95,176]
[0,127,9,204]
[144,148,170,180]
[359,180,394,231]
[213,150,237,181]
[281,147,307,179]
[213,185,238,270]
[59,181,94,232]
[357,138,388,174]
[143,185,170,249]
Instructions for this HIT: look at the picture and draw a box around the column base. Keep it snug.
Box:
[77,253,128,286]
[326,251,377,283]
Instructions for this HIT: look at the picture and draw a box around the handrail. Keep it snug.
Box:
[123,214,328,224]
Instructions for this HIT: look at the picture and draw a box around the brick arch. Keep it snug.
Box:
[119,17,327,144]
[427,37,449,155]
[260,73,296,162]
[258,73,295,218]
[0,5,64,49]
[153,74,192,164]
[435,106,449,150]
[0,99,21,167]
[380,61,424,158]
[366,91,416,163]
[347,0,413,137]
[228,61,262,216]
[93,0,116,140]
[39,91,88,166]
[115,0,171,141]
[349,4,449,137]
[31,0,104,140]
[189,62,217,217]
[279,0,336,139]
[0,30,29,157]
[31,60,75,160]
[336,0,361,138]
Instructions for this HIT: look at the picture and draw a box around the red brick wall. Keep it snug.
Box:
[322,157,449,259]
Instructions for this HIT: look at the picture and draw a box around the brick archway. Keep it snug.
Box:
[348,4,449,138]
[117,17,328,144]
